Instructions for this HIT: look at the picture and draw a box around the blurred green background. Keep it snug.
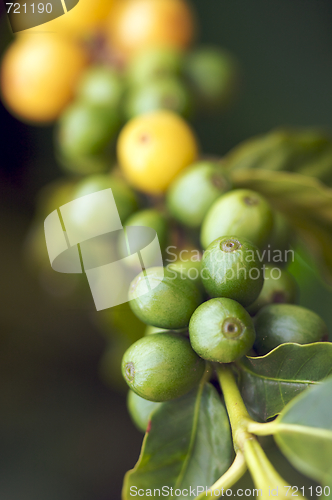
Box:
[1,1,332,498]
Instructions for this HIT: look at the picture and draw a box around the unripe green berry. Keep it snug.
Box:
[167,259,203,291]
[73,174,139,223]
[59,153,110,176]
[167,161,231,228]
[201,236,264,307]
[127,47,183,86]
[58,101,120,158]
[129,267,203,329]
[122,332,206,402]
[124,208,168,247]
[127,390,162,432]
[201,189,274,250]
[77,66,124,109]
[254,304,329,355]
[184,47,240,110]
[189,298,255,363]
[117,208,169,274]
[125,77,193,120]
[246,265,298,315]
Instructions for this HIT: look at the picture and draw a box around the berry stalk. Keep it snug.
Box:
[214,364,308,500]
[194,452,247,500]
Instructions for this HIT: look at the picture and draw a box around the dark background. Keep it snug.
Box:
[1,1,332,498]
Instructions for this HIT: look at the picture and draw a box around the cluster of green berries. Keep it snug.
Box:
[121,170,329,429]
[56,46,240,175]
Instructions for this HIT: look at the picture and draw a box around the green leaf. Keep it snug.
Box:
[230,168,332,284]
[273,375,332,487]
[122,383,233,500]
[238,343,332,421]
[224,128,332,186]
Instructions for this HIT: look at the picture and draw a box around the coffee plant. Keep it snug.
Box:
[1,1,332,498]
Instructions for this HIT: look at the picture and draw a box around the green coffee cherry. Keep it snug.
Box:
[167,258,203,291]
[254,304,329,355]
[246,265,298,315]
[124,77,193,120]
[122,208,168,248]
[122,332,206,401]
[129,266,203,329]
[201,236,264,307]
[127,47,183,86]
[167,161,231,228]
[125,78,193,120]
[127,390,162,432]
[201,189,274,250]
[59,153,111,176]
[184,47,240,109]
[77,66,124,108]
[58,175,138,266]
[73,174,139,223]
[57,101,120,158]
[117,208,169,274]
[189,298,255,363]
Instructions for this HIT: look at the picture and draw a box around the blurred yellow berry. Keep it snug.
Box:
[117,110,199,194]
[105,0,196,59]
[23,0,114,39]
[1,35,87,123]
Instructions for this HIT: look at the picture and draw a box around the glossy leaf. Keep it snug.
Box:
[122,383,233,500]
[224,128,332,186]
[230,169,332,284]
[238,343,332,421]
[273,376,332,487]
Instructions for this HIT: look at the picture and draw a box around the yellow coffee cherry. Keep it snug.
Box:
[24,0,114,39]
[105,0,196,60]
[117,110,199,194]
[1,35,87,123]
